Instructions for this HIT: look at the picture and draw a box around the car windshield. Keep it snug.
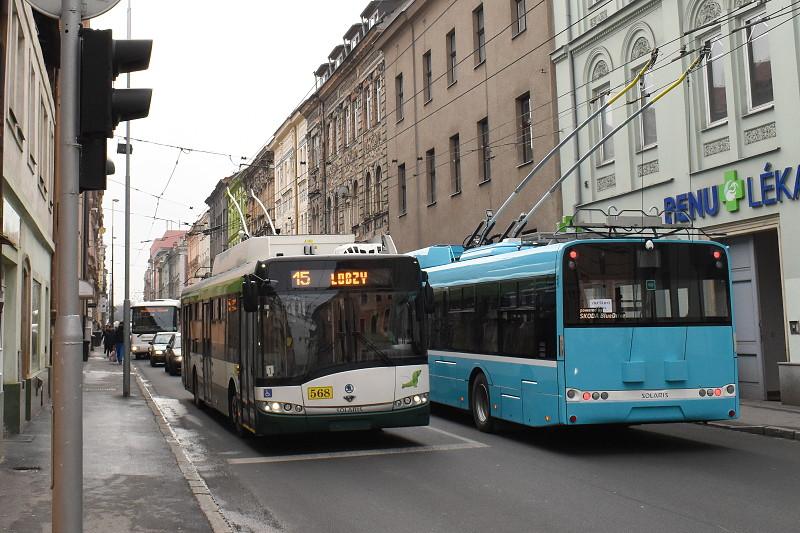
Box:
[153,333,174,345]
[563,242,731,326]
[172,335,181,349]
[260,289,425,382]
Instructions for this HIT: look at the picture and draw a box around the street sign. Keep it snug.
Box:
[24,0,122,20]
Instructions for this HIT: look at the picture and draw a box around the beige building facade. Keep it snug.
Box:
[269,111,308,236]
[378,0,563,252]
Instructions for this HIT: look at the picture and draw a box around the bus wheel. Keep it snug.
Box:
[471,373,496,433]
[192,370,202,408]
[229,388,244,437]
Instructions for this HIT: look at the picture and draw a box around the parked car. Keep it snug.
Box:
[165,333,182,376]
[148,332,174,366]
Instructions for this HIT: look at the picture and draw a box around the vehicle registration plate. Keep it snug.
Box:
[307,386,334,400]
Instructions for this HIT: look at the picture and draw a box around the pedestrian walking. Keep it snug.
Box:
[102,324,115,361]
[115,321,125,365]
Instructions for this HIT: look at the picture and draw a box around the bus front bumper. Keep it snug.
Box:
[250,404,430,435]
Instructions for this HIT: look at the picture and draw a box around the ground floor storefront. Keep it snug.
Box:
[578,156,800,404]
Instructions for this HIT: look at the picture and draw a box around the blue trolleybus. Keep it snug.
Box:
[411,230,738,431]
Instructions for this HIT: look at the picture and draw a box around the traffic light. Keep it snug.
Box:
[79,28,152,192]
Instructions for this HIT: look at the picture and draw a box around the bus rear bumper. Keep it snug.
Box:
[565,398,739,426]
[251,404,430,435]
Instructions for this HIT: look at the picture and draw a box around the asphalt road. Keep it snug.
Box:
[135,360,800,533]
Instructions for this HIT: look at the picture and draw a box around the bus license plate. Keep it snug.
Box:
[307,386,334,400]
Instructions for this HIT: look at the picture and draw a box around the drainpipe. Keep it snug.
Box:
[566,1,583,209]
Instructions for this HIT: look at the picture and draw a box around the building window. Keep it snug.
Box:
[344,104,352,146]
[450,134,461,194]
[395,73,404,121]
[512,0,526,36]
[352,180,360,227]
[426,149,436,204]
[423,51,433,102]
[365,172,372,216]
[704,36,727,124]
[478,118,491,182]
[354,93,362,137]
[635,68,657,149]
[517,92,533,164]
[744,18,773,109]
[473,5,486,65]
[376,77,383,122]
[366,83,373,128]
[375,166,382,213]
[593,87,614,164]
[446,30,457,85]
[398,163,407,214]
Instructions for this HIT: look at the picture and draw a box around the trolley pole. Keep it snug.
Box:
[122,0,132,397]
[52,0,84,529]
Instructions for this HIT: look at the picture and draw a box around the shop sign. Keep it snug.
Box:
[663,163,800,223]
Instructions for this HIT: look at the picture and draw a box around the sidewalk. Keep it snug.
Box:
[706,399,800,441]
[0,349,213,532]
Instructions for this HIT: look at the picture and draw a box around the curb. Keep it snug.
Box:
[133,368,233,533]
[705,421,800,441]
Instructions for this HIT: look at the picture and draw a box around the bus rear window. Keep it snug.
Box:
[563,242,731,327]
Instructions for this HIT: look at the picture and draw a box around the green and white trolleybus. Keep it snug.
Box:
[181,235,432,435]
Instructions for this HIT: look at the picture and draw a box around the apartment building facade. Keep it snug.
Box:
[551,0,800,403]
[185,211,210,286]
[269,110,308,235]
[302,0,404,241]
[1,0,58,433]
[378,0,563,252]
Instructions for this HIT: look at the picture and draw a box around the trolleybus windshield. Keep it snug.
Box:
[563,242,731,327]
[259,259,425,382]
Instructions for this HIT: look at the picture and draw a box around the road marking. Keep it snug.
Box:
[425,424,486,447]
[227,441,487,465]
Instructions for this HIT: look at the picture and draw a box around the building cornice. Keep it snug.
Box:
[569,0,662,57]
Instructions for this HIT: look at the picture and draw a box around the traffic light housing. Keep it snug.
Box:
[79,28,152,192]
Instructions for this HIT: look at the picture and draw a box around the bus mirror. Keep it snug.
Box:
[242,276,260,313]
[423,282,435,314]
[259,281,276,298]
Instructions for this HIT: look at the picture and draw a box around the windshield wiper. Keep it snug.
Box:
[352,331,393,365]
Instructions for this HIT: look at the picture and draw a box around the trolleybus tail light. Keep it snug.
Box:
[729,410,736,418]
[712,250,722,260]
[569,415,577,423]
[600,392,609,400]
[714,388,722,397]
[699,389,706,397]
[582,392,591,400]
[568,250,579,260]
[726,384,735,394]
[567,389,577,399]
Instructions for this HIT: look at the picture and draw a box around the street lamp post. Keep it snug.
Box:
[111,198,119,323]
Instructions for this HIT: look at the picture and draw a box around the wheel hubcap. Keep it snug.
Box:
[476,384,489,423]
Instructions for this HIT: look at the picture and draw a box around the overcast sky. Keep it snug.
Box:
[98,0,367,307]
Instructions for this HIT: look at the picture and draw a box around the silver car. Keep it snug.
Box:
[148,332,174,366]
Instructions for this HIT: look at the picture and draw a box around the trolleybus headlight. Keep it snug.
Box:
[403,397,412,405]
[284,403,292,411]
[295,405,303,413]
[271,402,281,411]
[394,400,402,408]
[413,395,421,404]
[726,384,735,394]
